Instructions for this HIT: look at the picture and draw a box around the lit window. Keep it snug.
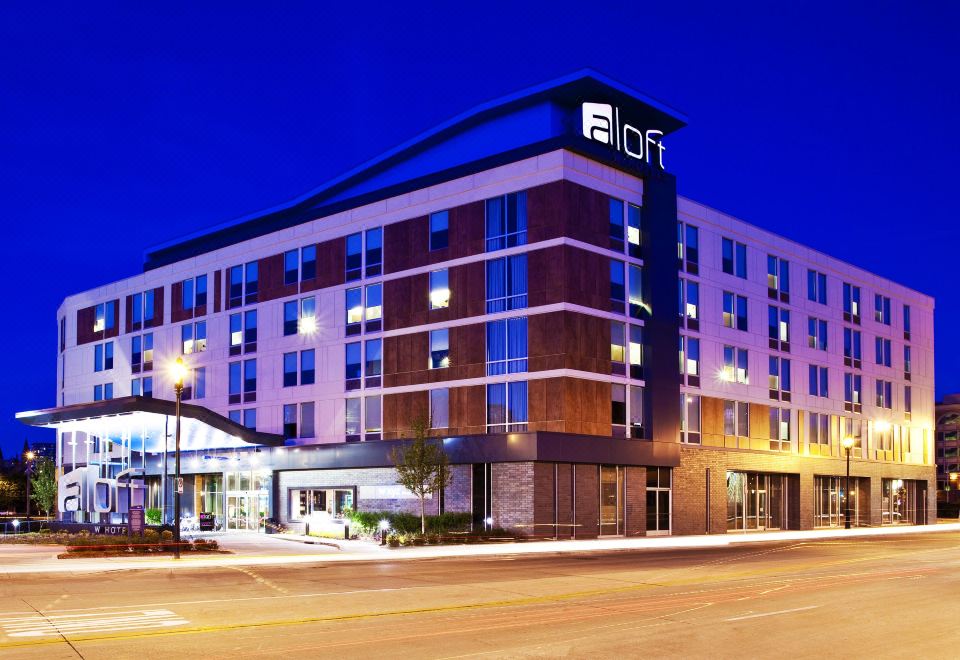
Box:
[486,381,528,432]
[346,287,363,325]
[431,388,449,429]
[680,394,701,444]
[429,269,450,309]
[430,329,449,369]
[723,346,748,384]
[486,318,527,375]
[627,203,641,258]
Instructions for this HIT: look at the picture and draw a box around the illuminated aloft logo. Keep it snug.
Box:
[582,102,666,169]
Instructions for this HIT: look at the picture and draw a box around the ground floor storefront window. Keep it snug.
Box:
[727,471,789,531]
[814,475,864,528]
[289,488,354,521]
[646,467,671,535]
[599,465,625,536]
[881,478,927,525]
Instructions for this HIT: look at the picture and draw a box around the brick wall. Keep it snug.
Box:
[492,462,535,532]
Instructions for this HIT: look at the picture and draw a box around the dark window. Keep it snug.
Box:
[366,227,382,277]
[430,211,449,251]
[283,301,298,336]
[609,198,624,243]
[485,191,527,251]
[430,329,449,369]
[244,262,258,304]
[244,309,257,349]
[346,233,362,281]
[196,275,207,307]
[104,342,113,370]
[301,245,317,281]
[229,266,243,307]
[345,342,362,381]
[283,352,297,387]
[243,359,256,393]
[610,260,625,304]
[182,278,194,311]
[284,250,298,285]
[301,349,316,385]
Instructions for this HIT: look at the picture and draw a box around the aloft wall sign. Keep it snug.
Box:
[582,102,666,169]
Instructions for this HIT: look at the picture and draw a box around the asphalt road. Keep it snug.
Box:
[0,530,958,659]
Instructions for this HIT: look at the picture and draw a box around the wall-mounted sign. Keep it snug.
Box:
[582,102,666,170]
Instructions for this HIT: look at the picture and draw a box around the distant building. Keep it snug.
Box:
[28,441,55,461]
[17,71,936,534]
[936,395,960,503]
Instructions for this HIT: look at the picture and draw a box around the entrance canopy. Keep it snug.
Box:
[17,396,285,452]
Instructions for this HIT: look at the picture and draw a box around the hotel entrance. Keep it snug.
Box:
[727,471,793,531]
[225,470,271,531]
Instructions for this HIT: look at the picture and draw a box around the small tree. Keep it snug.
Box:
[390,413,450,535]
[30,457,57,517]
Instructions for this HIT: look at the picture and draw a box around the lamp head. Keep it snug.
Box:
[171,357,188,389]
[25,451,35,461]
[951,472,959,482]
[841,436,855,450]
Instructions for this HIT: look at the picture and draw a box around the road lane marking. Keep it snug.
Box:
[0,609,188,638]
[725,605,819,622]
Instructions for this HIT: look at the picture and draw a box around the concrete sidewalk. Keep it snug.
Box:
[2,522,958,575]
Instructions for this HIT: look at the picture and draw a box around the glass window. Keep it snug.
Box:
[486,254,527,313]
[229,410,241,424]
[875,337,892,367]
[808,317,828,351]
[345,398,361,437]
[875,295,892,324]
[627,203,641,258]
[301,349,316,385]
[807,270,827,304]
[346,287,363,325]
[94,343,103,372]
[430,210,449,251]
[195,275,207,307]
[94,384,103,401]
[685,224,699,265]
[365,395,382,434]
[142,376,152,398]
[366,227,382,277]
[680,279,699,321]
[612,383,627,433]
[843,283,861,320]
[611,321,626,363]
[680,394,701,444]
[486,381,528,432]
[767,255,789,293]
[366,284,382,322]
[431,388,449,428]
[629,325,643,379]
[904,345,912,374]
[142,333,153,366]
[769,408,791,451]
[283,301,298,336]
[283,404,297,439]
[723,292,748,331]
[243,359,256,393]
[243,409,256,430]
[365,340,381,378]
[181,324,194,355]
[903,304,911,334]
[299,297,316,335]
[284,250,299,285]
[283,353,298,388]
[723,400,749,436]
[809,365,828,397]
[629,385,644,437]
[345,342,362,380]
[301,401,315,438]
[195,321,207,352]
[844,327,863,361]
[229,265,243,306]
[345,232,362,281]
[230,313,242,347]
[722,238,746,277]
[194,367,206,399]
[769,356,791,392]
[610,259,625,303]
[299,245,316,282]
[244,309,257,346]
[244,262,258,304]
[141,292,152,325]
[609,198,625,242]
[182,278,194,310]
[486,317,528,375]
[723,346,748,384]
[628,264,643,317]
[430,329,449,369]
[429,269,450,310]
[130,294,142,327]
[229,362,241,396]
[485,191,527,251]
[680,336,700,376]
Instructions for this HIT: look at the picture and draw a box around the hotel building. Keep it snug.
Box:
[18,71,936,535]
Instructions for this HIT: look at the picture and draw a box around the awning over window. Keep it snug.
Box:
[16,396,284,452]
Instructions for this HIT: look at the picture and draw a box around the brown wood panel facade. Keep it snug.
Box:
[302,236,345,293]
[527,179,611,249]
[528,311,611,374]
[384,200,486,274]
[170,281,190,323]
[528,245,612,312]
[382,323,485,388]
[76,299,120,346]
[383,260,485,331]
[257,253,298,303]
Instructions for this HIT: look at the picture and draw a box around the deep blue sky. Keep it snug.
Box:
[2,3,958,458]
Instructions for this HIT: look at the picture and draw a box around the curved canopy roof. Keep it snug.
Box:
[17,396,285,452]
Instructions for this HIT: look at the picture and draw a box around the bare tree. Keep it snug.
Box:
[390,412,450,535]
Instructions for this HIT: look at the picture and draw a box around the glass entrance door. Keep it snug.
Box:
[727,471,787,531]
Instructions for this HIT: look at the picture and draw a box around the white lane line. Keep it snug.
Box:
[725,605,819,622]
[1,609,188,638]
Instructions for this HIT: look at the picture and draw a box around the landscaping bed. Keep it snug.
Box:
[343,510,525,547]
[1,529,224,557]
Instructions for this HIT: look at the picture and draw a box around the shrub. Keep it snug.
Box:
[387,535,400,548]
[345,510,472,537]
[145,508,163,525]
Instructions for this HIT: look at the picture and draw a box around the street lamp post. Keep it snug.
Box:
[24,450,35,524]
[842,436,855,529]
[172,357,188,560]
